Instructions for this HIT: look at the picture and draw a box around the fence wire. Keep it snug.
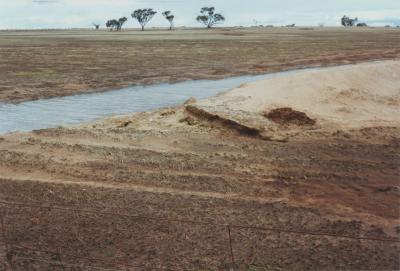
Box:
[0,199,399,270]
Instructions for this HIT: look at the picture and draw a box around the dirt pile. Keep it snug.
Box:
[195,60,400,131]
[265,107,316,126]
[185,105,269,140]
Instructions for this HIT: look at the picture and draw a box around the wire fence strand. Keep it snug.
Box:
[1,198,400,271]
[0,199,398,243]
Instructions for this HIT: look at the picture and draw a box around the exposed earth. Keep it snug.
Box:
[1,27,400,103]
[0,60,399,270]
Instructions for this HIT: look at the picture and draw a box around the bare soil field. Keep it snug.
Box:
[0,61,399,270]
[0,27,400,103]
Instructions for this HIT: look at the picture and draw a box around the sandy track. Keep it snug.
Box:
[0,172,287,205]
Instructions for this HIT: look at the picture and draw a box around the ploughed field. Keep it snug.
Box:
[0,29,399,270]
[0,27,400,103]
[1,59,400,270]
[0,117,399,270]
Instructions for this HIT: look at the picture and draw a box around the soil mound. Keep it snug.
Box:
[265,107,316,126]
[185,105,269,140]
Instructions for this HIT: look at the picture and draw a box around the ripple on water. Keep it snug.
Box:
[0,68,311,134]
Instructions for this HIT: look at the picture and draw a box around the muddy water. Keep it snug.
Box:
[0,69,310,134]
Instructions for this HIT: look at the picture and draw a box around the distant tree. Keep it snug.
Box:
[341,15,358,27]
[131,9,157,31]
[93,23,100,30]
[162,11,175,30]
[106,17,128,31]
[196,7,225,28]
[117,17,128,31]
[106,19,119,31]
[356,23,368,27]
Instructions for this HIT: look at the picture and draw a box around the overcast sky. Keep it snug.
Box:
[1,0,399,29]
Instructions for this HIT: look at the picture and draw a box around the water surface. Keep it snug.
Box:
[0,69,309,134]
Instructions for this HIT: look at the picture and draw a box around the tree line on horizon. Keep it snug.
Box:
[104,7,225,31]
[98,8,395,31]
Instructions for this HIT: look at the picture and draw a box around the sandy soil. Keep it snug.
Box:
[1,27,400,103]
[0,61,399,270]
[195,60,400,134]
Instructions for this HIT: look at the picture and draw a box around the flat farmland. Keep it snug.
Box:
[0,27,399,103]
[0,27,399,271]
